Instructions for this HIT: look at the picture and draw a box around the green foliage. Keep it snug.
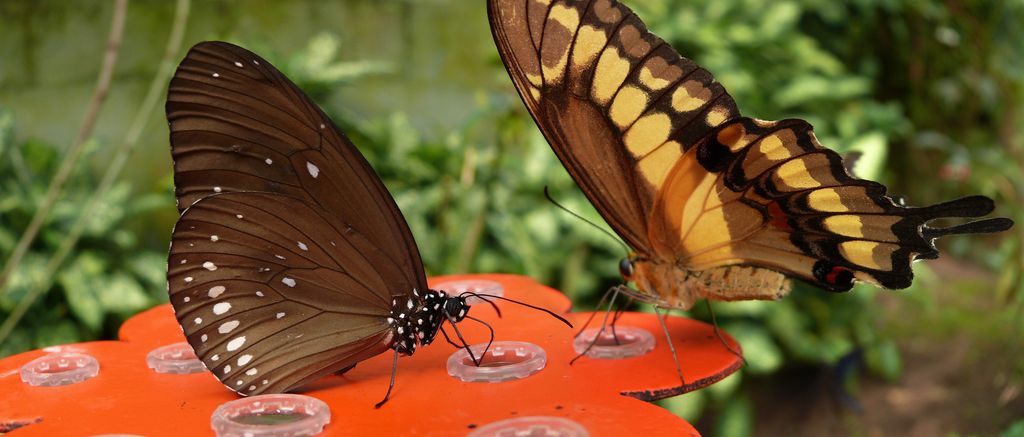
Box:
[0,111,170,356]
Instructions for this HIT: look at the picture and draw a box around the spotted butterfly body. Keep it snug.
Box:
[166,41,469,396]
[489,0,1013,309]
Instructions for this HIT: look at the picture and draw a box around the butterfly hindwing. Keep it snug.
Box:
[651,117,1010,291]
[168,192,392,394]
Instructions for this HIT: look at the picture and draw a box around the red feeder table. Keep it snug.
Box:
[0,274,741,436]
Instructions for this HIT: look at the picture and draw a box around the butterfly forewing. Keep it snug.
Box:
[166,42,423,394]
[489,0,740,254]
[167,42,426,291]
[490,0,1012,302]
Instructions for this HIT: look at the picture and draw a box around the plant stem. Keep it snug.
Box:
[0,0,191,346]
[0,0,128,293]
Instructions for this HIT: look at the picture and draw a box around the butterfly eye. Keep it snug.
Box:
[618,258,635,280]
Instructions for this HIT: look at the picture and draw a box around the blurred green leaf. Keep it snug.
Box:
[865,339,902,381]
[100,273,153,316]
[725,323,783,375]
[713,395,753,437]
[57,253,107,332]
[658,390,707,424]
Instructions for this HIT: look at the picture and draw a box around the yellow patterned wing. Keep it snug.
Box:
[488,0,739,254]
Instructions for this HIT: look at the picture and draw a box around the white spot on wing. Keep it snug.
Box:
[201,334,208,342]
[265,158,273,165]
[306,161,320,178]
[256,291,264,297]
[208,285,226,298]
[282,277,296,287]
[226,336,246,352]
[237,354,252,366]
[203,262,217,271]
[236,214,244,219]
[184,277,193,283]
[218,320,239,334]
[213,302,232,315]
[212,73,220,78]
[246,368,258,376]
[210,235,219,242]
[297,242,308,251]
[211,354,219,361]
[234,61,243,67]
[183,297,191,303]
[276,312,285,319]
[193,317,202,325]
[213,186,222,193]
[274,254,285,260]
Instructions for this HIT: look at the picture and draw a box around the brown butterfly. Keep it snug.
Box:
[165,42,570,407]
[488,0,1013,311]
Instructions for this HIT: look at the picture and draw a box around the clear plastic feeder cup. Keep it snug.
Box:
[447,341,546,383]
[433,279,504,305]
[147,342,205,374]
[467,416,590,437]
[211,394,330,437]
[572,326,655,359]
[20,351,99,387]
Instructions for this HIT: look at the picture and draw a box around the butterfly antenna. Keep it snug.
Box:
[466,293,573,328]
[705,300,746,366]
[374,349,400,409]
[465,315,496,363]
[544,186,630,256]
[445,310,481,366]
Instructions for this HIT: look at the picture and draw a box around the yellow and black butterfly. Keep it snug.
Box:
[488,0,1013,312]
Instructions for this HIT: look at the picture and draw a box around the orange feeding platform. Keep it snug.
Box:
[0,274,741,436]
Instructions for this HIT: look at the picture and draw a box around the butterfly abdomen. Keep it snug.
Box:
[631,259,791,309]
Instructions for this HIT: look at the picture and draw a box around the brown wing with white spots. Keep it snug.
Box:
[490,0,1012,292]
[166,41,427,294]
[168,192,393,395]
[488,0,739,254]
[649,118,1012,291]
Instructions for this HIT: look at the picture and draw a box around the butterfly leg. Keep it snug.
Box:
[570,285,623,364]
[608,296,633,346]
[573,284,619,339]
[374,349,400,409]
[445,313,482,366]
[705,300,746,367]
[653,305,686,386]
